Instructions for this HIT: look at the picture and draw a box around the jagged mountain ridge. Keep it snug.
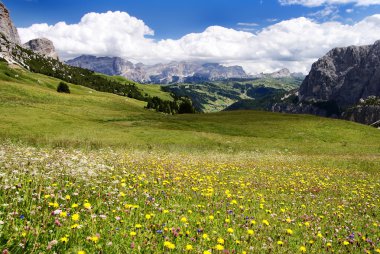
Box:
[0,2,20,45]
[66,55,250,84]
[273,40,380,125]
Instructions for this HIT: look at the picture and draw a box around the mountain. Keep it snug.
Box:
[23,38,59,60]
[253,68,305,79]
[0,2,20,45]
[66,55,249,83]
[273,41,380,125]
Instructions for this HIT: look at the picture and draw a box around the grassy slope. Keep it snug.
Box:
[0,62,379,170]
[98,74,173,101]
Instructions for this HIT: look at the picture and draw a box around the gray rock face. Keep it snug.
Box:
[23,38,59,60]
[300,41,380,108]
[66,55,248,83]
[0,2,21,45]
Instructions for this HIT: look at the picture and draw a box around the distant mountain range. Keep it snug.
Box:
[66,55,303,84]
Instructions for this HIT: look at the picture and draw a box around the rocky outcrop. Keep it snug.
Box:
[23,38,59,60]
[0,2,21,45]
[299,41,380,108]
[66,55,249,84]
[274,41,380,126]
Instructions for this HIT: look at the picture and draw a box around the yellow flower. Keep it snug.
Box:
[251,220,256,225]
[53,202,59,208]
[71,223,79,229]
[309,240,314,244]
[299,246,306,253]
[204,251,211,254]
[215,244,224,251]
[181,217,188,223]
[374,249,380,253]
[277,240,284,246]
[145,214,151,219]
[163,210,169,214]
[72,213,80,221]
[247,229,254,235]
[343,241,350,246]
[262,219,270,226]
[60,211,67,218]
[83,202,91,209]
[286,229,293,235]
[65,195,71,200]
[209,215,214,220]
[135,224,142,228]
[225,218,230,223]
[317,232,323,238]
[185,244,193,251]
[164,241,175,249]
[217,238,224,244]
[72,203,79,208]
[286,218,292,223]
[89,236,99,243]
[60,237,69,243]
[227,228,234,233]
[202,234,209,240]
[326,243,332,247]
[130,231,137,236]
[44,194,51,199]
[21,232,27,237]
[77,251,85,254]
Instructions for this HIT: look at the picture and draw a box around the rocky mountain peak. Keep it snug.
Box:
[23,38,59,60]
[0,2,21,45]
[299,41,380,108]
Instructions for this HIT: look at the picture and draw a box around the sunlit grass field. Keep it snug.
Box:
[0,63,379,253]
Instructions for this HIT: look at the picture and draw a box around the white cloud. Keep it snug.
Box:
[279,0,380,7]
[18,11,380,74]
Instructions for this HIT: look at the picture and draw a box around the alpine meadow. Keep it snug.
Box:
[0,1,380,254]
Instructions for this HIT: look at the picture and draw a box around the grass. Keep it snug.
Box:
[0,62,379,253]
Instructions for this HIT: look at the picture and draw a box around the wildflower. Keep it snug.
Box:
[215,244,224,251]
[250,220,256,225]
[72,213,80,221]
[299,246,306,253]
[286,218,292,223]
[83,203,91,209]
[145,214,151,220]
[60,237,69,243]
[202,234,209,240]
[225,218,230,223]
[317,232,323,238]
[77,251,85,254]
[247,229,254,235]
[204,251,211,254]
[21,232,27,237]
[375,249,380,253]
[286,229,293,235]
[135,224,142,228]
[227,228,234,233]
[185,244,193,251]
[343,241,350,246]
[309,240,314,244]
[71,224,79,229]
[164,241,175,249]
[71,203,79,208]
[326,243,332,247]
[130,231,137,236]
[217,238,225,244]
[209,215,214,220]
[163,210,169,214]
[65,195,70,200]
[304,222,310,227]
[59,211,67,218]
[277,240,284,246]
[89,236,99,243]
[181,217,188,223]
[262,219,270,226]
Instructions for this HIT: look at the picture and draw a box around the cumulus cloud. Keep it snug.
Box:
[279,0,380,7]
[18,11,380,74]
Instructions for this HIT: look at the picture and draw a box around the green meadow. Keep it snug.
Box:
[0,62,379,253]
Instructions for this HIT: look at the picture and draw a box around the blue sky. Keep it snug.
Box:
[6,0,380,73]
[6,0,380,39]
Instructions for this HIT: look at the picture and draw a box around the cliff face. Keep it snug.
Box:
[273,41,380,126]
[0,2,21,45]
[299,41,380,108]
[23,38,59,60]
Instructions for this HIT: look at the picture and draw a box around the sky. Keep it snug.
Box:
[5,0,380,74]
